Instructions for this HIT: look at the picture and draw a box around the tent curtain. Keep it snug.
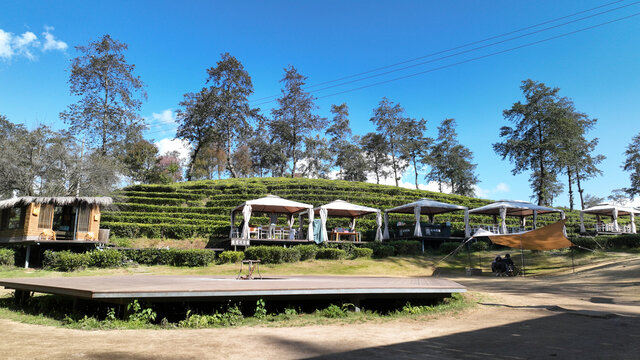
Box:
[579,212,586,233]
[499,206,507,234]
[560,211,566,220]
[298,213,304,239]
[612,208,619,232]
[533,210,538,229]
[350,217,356,232]
[631,212,637,234]
[319,208,328,243]
[428,214,435,224]
[307,209,315,241]
[230,211,236,238]
[375,210,383,242]
[464,209,470,237]
[413,205,423,237]
[383,212,390,239]
[241,205,252,239]
[287,214,295,228]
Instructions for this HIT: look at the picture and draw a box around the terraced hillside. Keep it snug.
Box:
[102,177,593,242]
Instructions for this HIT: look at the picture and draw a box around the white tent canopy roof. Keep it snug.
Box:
[311,200,380,217]
[581,203,640,216]
[232,195,312,214]
[469,200,562,216]
[385,198,467,215]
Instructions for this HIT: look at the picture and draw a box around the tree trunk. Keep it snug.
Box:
[226,134,237,178]
[413,155,419,190]
[537,119,545,205]
[576,167,585,210]
[567,167,574,212]
[187,143,202,181]
[390,141,398,187]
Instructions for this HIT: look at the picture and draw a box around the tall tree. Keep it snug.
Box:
[326,103,352,178]
[60,35,146,156]
[426,118,477,196]
[120,139,159,183]
[301,135,333,179]
[360,132,391,184]
[623,132,640,199]
[338,138,369,182]
[176,89,215,180]
[493,79,570,206]
[370,97,408,186]
[271,65,324,177]
[399,118,431,189]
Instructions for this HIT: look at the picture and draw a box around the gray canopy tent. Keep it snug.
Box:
[297,200,382,243]
[383,198,470,239]
[580,203,638,234]
[230,195,314,240]
[469,200,564,234]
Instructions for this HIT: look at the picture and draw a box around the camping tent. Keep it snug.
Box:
[297,200,381,243]
[469,200,564,234]
[383,198,470,239]
[580,203,638,234]
[230,195,313,240]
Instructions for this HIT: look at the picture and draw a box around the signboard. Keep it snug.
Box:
[231,239,250,246]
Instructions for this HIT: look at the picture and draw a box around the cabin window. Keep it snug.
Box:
[7,207,25,230]
[77,206,91,232]
[52,206,76,232]
[38,204,54,229]
[0,209,8,230]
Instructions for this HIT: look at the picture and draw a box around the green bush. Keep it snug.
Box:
[439,241,463,254]
[362,242,395,258]
[244,246,286,264]
[0,248,15,266]
[295,245,318,260]
[282,247,301,263]
[43,250,90,271]
[217,251,244,264]
[171,249,216,267]
[87,249,127,268]
[391,240,421,255]
[122,248,172,265]
[315,248,347,260]
[469,240,489,252]
[351,247,373,259]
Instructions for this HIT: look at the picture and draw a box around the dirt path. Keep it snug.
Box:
[0,259,639,359]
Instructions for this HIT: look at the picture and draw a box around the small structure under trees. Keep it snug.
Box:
[580,203,638,234]
[469,200,564,235]
[383,199,470,240]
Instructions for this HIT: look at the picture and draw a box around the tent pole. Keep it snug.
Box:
[520,241,525,277]
[466,242,472,270]
[571,246,575,273]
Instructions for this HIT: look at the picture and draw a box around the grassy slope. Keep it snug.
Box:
[102,177,600,241]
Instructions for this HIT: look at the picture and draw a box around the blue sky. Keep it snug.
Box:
[1,0,639,207]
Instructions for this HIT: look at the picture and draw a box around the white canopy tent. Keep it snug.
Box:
[230,195,313,239]
[580,203,638,234]
[469,200,564,234]
[297,200,382,243]
[383,198,470,239]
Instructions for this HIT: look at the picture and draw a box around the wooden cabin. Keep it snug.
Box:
[0,197,112,243]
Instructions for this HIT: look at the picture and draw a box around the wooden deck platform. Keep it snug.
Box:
[0,275,465,304]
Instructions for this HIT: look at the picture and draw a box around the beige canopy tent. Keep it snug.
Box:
[297,200,382,243]
[383,198,470,239]
[473,220,572,251]
[230,195,313,240]
[469,200,564,234]
[580,203,638,234]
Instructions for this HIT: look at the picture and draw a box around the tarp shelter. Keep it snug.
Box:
[297,200,382,243]
[469,200,564,234]
[383,198,470,239]
[473,219,572,250]
[230,195,313,240]
[580,203,638,234]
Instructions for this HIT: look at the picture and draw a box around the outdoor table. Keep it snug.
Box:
[331,231,360,242]
[237,259,262,280]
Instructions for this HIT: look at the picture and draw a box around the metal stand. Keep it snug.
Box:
[237,260,262,280]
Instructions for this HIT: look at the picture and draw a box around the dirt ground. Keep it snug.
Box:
[0,259,638,360]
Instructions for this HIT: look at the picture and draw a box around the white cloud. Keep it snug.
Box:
[42,27,67,51]
[154,138,191,161]
[151,109,176,125]
[0,26,67,61]
[474,182,510,199]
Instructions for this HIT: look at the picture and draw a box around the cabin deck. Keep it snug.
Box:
[0,275,466,304]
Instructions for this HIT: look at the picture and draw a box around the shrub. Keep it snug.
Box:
[217,251,244,264]
[315,248,347,260]
[362,242,395,258]
[87,249,127,268]
[469,240,489,252]
[282,247,301,263]
[439,242,463,254]
[0,248,15,266]
[244,246,286,264]
[43,250,90,271]
[320,304,348,318]
[351,247,373,259]
[171,249,216,267]
[295,245,318,260]
[391,240,421,255]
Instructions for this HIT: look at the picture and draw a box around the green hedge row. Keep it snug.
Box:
[570,234,640,250]
[0,248,15,266]
[102,222,228,239]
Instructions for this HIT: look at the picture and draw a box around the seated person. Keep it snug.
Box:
[503,253,515,273]
[491,256,506,275]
